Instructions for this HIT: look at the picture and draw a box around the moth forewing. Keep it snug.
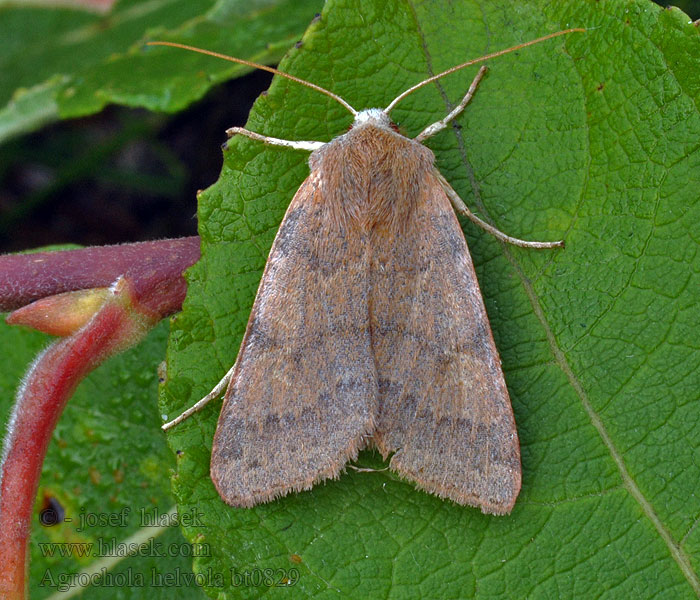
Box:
[368,165,521,515]
[210,172,377,507]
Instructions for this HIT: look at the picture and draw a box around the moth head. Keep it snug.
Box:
[352,109,394,131]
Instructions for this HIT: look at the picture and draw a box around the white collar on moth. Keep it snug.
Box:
[352,109,392,129]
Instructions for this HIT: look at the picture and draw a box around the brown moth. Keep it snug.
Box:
[156,28,583,515]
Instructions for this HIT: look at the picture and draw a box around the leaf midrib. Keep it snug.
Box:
[44,505,180,600]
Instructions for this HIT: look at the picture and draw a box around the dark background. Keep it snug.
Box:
[0,70,272,252]
[1,1,697,253]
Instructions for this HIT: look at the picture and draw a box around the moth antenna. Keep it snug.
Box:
[146,41,358,116]
[384,28,586,114]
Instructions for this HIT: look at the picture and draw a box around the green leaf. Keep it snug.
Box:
[0,0,323,143]
[162,0,700,597]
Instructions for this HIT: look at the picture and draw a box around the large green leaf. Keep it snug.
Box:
[161,0,700,598]
[0,0,322,143]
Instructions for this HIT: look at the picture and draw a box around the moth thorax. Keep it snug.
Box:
[353,108,392,130]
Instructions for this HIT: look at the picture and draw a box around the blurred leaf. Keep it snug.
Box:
[161,0,700,598]
[0,0,323,143]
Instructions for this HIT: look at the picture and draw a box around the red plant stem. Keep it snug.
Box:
[0,236,200,598]
[0,290,153,598]
[0,236,200,311]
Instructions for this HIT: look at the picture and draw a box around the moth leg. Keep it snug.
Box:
[226,127,325,152]
[435,170,565,249]
[161,364,236,431]
[415,65,488,143]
